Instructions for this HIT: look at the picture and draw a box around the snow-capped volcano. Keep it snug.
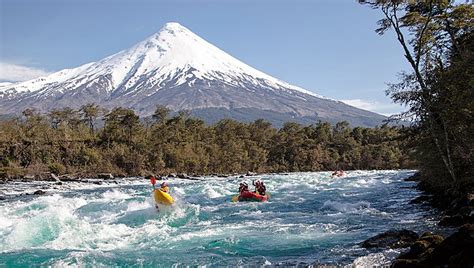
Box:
[0,22,385,127]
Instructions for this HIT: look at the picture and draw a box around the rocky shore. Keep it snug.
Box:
[0,170,260,184]
[0,172,117,183]
[393,224,474,267]
[361,173,474,267]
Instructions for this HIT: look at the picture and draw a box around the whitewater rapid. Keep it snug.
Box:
[0,170,441,266]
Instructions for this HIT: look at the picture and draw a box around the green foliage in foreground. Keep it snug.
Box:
[0,105,412,177]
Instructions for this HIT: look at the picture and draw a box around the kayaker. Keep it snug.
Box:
[331,170,345,177]
[239,182,249,193]
[253,179,266,195]
[160,181,170,193]
[150,175,157,188]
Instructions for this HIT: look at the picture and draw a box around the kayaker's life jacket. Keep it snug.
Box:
[239,185,249,193]
[256,184,266,195]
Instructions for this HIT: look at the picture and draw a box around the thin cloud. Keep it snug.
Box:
[0,62,50,82]
[341,99,404,116]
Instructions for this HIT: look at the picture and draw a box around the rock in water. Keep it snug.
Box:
[38,172,61,182]
[396,232,444,260]
[97,173,114,180]
[22,175,35,182]
[33,190,46,195]
[361,229,419,249]
[51,173,61,182]
[393,224,474,267]
[430,224,474,266]
[438,214,467,227]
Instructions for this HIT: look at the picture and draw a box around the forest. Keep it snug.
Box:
[0,105,412,178]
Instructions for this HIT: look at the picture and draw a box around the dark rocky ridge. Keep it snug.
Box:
[0,74,386,128]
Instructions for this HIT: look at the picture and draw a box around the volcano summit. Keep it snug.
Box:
[0,22,385,127]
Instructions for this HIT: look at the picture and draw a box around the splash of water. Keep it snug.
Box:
[0,170,440,266]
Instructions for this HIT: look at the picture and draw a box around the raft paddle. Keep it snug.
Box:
[231,195,239,202]
[150,176,160,210]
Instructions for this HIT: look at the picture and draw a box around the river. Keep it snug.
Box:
[0,170,441,266]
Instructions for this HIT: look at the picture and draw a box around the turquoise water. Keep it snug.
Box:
[0,170,440,266]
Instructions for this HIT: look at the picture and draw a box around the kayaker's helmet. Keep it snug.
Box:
[240,182,248,187]
[255,179,262,185]
[161,182,168,187]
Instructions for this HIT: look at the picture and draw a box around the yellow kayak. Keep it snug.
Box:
[153,189,174,205]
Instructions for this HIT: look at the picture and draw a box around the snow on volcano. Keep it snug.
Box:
[0,22,385,127]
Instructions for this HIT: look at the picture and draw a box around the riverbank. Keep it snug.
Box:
[361,172,474,267]
[0,170,261,183]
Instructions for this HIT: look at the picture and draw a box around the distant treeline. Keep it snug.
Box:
[0,105,413,177]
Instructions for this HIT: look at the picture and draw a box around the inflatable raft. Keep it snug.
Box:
[153,189,174,205]
[233,191,269,202]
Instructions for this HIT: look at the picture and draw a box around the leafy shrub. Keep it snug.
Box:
[48,162,66,174]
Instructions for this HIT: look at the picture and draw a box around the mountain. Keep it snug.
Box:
[0,22,386,127]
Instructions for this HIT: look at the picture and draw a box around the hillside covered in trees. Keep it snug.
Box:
[0,105,412,178]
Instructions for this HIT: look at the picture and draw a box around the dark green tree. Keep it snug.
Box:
[360,0,473,191]
[80,103,101,134]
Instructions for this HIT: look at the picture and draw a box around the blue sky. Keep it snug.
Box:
[0,0,411,115]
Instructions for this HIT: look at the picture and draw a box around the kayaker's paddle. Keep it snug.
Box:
[150,176,160,210]
[231,195,239,203]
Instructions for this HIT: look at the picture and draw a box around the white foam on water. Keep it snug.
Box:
[203,184,222,198]
[169,227,220,242]
[51,250,115,268]
[0,192,176,252]
[101,189,132,200]
[190,182,234,199]
[1,194,88,251]
[348,249,401,268]
[0,206,14,230]
[126,200,153,212]
[321,200,371,213]
[172,186,186,195]
[0,170,432,266]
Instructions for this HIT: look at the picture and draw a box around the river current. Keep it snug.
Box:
[0,170,441,266]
